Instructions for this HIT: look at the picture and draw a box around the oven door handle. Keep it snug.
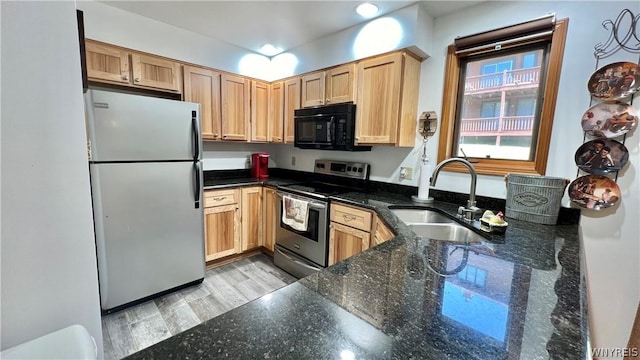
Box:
[276,192,327,210]
[275,246,323,272]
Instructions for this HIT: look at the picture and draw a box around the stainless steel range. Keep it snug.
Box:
[274,159,370,278]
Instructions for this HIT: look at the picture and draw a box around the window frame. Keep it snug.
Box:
[437,18,568,176]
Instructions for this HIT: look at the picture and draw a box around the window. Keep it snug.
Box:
[438,16,568,175]
[457,265,487,287]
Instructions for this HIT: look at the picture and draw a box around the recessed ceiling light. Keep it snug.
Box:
[259,44,282,56]
[355,2,379,18]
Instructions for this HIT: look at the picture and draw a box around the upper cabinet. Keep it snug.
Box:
[85,40,181,93]
[221,74,250,141]
[251,81,270,142]
[183,66,222,141]
[131,53,181,92]
[85,40,423,147]
[355,52,420,147]
[283,77,301,143]
[301,72,325,107]
[85,41,130,84]
[301,64,356,108]
[269,82,284,143]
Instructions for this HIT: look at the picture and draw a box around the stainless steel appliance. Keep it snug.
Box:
[274,159,370,278]
[294,103,371,151]
[85,89,205,313]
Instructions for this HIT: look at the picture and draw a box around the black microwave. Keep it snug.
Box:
[294,103,371,151]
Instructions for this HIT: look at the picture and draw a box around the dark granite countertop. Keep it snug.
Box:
[126,186,587,359]
[203,176,300,190]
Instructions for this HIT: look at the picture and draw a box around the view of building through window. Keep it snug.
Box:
[455,47,546,160]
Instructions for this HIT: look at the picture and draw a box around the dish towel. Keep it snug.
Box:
[282,195,309,232]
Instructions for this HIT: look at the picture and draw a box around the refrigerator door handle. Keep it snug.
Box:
[191,111,200,161]
[193,161,201,209]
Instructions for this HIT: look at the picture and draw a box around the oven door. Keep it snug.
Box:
[294,114,334,149]
[275,191,328,267]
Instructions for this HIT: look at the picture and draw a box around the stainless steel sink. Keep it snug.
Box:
[390,208,485,243]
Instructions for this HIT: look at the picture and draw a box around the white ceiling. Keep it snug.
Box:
[98,1,483,55]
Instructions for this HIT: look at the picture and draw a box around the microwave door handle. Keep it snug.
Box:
[329,116,335,144]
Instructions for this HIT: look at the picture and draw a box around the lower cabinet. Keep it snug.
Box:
[204,186,272,262]
[204,189,241,261]
[328,222,370,266]
[203,189,394,264]
[263,187,278,252]
[241,187,263,251]
[328,202,395,265]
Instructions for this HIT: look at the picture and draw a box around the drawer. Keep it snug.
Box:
[331,203,372,232]
[204,189,239,207]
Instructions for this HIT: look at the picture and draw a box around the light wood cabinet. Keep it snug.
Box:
[251,81,269,142]
[328,202,395,265]
[241,187,263,251]
[263,187,278,252]
[301,64,356,108]
[85,41,130,84]
[269,82,284,143]
[326,64,356,105]
[329,222,370,266]
[204,189,241,261]
[301,72,325,107]
[329,202,373,265]
[85,40,181,93]
[355,52,420,147]
[131,53,181,92]
[221,74,250,141]
[372,215,395,246]
[283,77,301,143]
[183,66,222,140]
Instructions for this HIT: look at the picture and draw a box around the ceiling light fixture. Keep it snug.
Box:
[355,2,379,18]
[259,44,282,56]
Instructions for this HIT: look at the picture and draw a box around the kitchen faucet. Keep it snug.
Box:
[430,158,481,221]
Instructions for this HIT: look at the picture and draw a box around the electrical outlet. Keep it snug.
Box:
[400,167,413,180]
[291,156,296,166]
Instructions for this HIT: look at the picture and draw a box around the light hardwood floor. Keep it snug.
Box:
[101,253,297,360]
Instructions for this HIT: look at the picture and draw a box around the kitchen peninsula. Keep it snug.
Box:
[124,183,586,360]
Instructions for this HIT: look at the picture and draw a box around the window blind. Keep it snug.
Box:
[454,14,556,55]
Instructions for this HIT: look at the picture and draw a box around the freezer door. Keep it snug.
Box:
[86,89,201,162]
[90,162,205,311]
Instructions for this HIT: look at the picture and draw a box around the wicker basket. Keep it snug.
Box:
[505,174,569,225]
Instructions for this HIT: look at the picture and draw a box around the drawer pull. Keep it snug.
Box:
[343,214,357,221]
[213,197,226,201]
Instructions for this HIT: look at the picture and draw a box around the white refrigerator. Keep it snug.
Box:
[85,89,205,313]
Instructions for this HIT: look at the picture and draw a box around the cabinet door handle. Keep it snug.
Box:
[326,98,331,103]
[213,133,219,138]
[223,135,228,139]
[122,75,129,81]
[134,77,141,82]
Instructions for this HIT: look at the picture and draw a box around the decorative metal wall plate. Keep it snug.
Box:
[568,174,621,210]
[580,100,638,138]
[588,62,639,100]
[574,138,629,175]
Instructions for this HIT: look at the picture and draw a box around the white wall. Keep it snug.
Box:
[0,0,103,356]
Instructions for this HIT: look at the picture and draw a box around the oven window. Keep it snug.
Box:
[280,203,321,241]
